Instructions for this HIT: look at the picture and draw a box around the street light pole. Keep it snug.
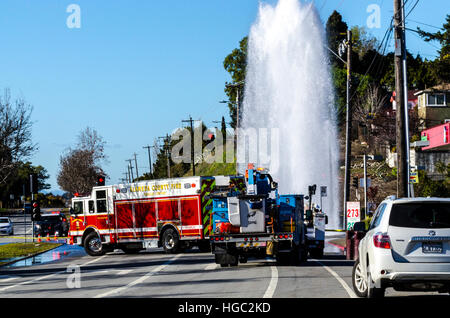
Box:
[342,30,352,229]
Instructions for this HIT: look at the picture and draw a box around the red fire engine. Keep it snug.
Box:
[68,175,245,256]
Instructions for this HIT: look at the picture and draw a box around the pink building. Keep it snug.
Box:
[421,122,450,151]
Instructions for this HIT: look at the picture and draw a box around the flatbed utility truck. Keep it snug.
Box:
[209,165,309,267]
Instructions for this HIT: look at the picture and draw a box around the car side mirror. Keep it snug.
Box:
[353,221,366,232]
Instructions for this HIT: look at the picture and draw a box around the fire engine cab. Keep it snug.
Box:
[68,175,245,256]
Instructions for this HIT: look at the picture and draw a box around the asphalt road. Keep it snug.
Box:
[0,247,355,298]
[0,215,448,299]
[0,238,447,298]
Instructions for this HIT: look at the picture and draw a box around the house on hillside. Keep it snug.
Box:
[415,83,450,130]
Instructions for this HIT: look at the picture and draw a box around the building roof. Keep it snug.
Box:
[414,83,450,96]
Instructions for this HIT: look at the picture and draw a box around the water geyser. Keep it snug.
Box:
[238,0,340,228]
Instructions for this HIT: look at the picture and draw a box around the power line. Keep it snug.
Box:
[405,0,419,19]
[406,19,442,30]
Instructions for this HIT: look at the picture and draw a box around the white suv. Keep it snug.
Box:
[352,196,450,297]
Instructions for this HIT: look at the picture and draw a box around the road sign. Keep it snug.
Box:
[320,186,327,197]
[346,201,361,230]
[409,171,419,184]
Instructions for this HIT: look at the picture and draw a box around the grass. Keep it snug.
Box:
[0,242,62,265]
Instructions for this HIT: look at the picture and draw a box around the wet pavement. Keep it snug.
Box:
[2,244,86,268]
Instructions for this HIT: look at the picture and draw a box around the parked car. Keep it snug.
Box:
[352,196,450,297]
[0,217,14,236]
[34,211,69,237]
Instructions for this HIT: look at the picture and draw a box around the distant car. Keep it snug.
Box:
[0,217,14,236]
[34,211,69,237]
[352,196,450,298]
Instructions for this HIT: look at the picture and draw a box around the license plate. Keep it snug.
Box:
[422,242,443,254]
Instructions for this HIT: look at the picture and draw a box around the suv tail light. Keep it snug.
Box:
[373,232,391,249]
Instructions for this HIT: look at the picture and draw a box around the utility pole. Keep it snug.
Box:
[394,0,409,198]
[182,115,197,176]
[342,29,352,229]
[126,159,134,182]
[225,81,244,174]
[143,145,154,177]
[133,153,139,179]
[364,154,368,217]
[158,135,171,178]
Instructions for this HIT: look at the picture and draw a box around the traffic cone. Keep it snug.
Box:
[54,233,58,241]
[46,233,50,241]
[37,234,41,243]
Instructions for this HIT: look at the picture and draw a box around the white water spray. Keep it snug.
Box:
[238,0,340,228]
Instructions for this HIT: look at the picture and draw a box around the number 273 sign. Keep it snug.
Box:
[346,201,361,230]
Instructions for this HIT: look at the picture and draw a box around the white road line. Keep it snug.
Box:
[94,254,182,298]
[312,259,357,298]
[0,276,19,283]
[0,255,107,293]
[115,269,133,275]
[263,266,278,298]
[204,264,218,271]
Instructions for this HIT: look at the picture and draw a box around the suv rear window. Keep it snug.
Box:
[389,202,450,228]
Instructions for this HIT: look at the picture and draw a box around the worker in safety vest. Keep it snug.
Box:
[363,211,373,230]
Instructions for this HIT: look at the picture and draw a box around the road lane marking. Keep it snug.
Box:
[115,269,133,275]
[312,259,357,298]
[204,264,218,271]
[94,254,182,298]
[0,276,19,283]
[263,266,278,298]
[0,255,107,293]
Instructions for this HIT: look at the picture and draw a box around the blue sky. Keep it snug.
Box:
[0,0,447,193]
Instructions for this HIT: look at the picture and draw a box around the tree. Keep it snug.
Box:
[223,36,247,128]
[57,127,107,195]
[0,89,37,185]
[0,161,50,205]
[417,14,450,83]
[221,116,227,141]
[354,83,388,143]
[326,11,348,67]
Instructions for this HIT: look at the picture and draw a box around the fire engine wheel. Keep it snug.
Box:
[162,228,180,254]
[84,232,106,257]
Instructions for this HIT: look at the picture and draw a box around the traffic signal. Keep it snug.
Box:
[31,201,41,221]
[97,175,105,186]
[352,177,359,188]
[308,184,317,196]
[207,133,215,142]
